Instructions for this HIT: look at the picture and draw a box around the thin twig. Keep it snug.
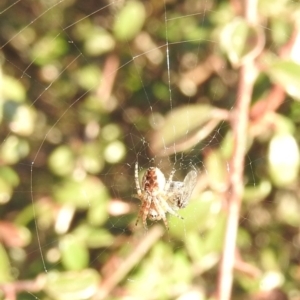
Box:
[96,54,119,103]
[93,225,164,300]
[0,275,46,300]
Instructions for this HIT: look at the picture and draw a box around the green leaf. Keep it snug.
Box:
[86,228,114,249]
[113,1,146,41]
[2,76,26,102]
[243,180,272,203]
[0,136,30,164]
[169,190,220,238]
[0,167,19,187]
[81,143,105,174]
[220,17,264,66]
[204,149,228,191]
[103,140,126,163]
[258,0,290,17]
[75,65,102,91]
[0,244,12,283]
[0,166,19,204]
[184,232,205,261]
[87,197,109,226]
[0,178,13,204]
[60,234,89,271]
[31,35,69,65]
[84,28,115,56]
[202,212,226,254]
[54,176,110,209]
[45,269,100,300]
[275,192,300,227]
[48,145,75,177]
[72,224,113,248]
[268,60,300,100]
[150,104,224,156]
[3,101,37,136]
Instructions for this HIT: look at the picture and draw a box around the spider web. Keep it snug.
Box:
[0,0,298,299]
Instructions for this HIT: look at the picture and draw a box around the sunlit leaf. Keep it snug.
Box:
[45,269,100,300]
[150,104,226,156]
[169,190,221,239]
[2,76,26,102]
[268,134,300,187]
[75,65,101,91]
[275,191,300,227]
[85,228,114,248]
[4,101,37,136]
[268,60,300,100]
[104,140,126,163]
[81,143,105,174]
[0,167,19,187]
[54,176,110,209]
[258,0,290,17]
[184,232,205,261]
[220,17,264,66]
[243,180,272,203]
[202,212,226,255]
[0,178,12,204]
[87,197,109,226]
[48,145,75,177]
[269,18,292,46]
[31,35,69,65]
[113,1,146,41]
[204,149,228,192]
[0,244,12,283]
[84,28,115,56]
[60,234,89,271]
[0,136,30,164]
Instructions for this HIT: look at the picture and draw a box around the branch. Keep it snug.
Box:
[93,225,164,300]
[216,0,258,299]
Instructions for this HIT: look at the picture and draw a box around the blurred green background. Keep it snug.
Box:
[1,0,300,299]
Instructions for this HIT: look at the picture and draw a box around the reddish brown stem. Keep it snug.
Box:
[216,0,258,299]
[216,62,256,300]
[93,225,164,300]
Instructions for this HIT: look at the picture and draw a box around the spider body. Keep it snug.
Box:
[134,162,197,229]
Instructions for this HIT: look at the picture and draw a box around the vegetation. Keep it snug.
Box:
[0,0,300,299]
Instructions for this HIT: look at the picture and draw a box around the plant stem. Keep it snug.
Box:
[216,0,258,299]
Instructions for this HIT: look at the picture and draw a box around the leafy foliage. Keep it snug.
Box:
[0,0,300,299]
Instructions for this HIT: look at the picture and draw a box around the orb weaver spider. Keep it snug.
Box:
[134,162,197,229]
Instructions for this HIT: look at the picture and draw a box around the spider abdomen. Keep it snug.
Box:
[142,167,166,192]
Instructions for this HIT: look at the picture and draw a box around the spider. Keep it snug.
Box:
[134,162,197,229]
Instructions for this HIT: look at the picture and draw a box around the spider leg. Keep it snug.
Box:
[135,204,143,226]
[135,161,142,196]
[152,197,169,229]
[159,194,184,220]
[164,204,184,219]
[135,161,149,228]
[164,168,176,192]
[141,194,152,229]
[135,196,148,228]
